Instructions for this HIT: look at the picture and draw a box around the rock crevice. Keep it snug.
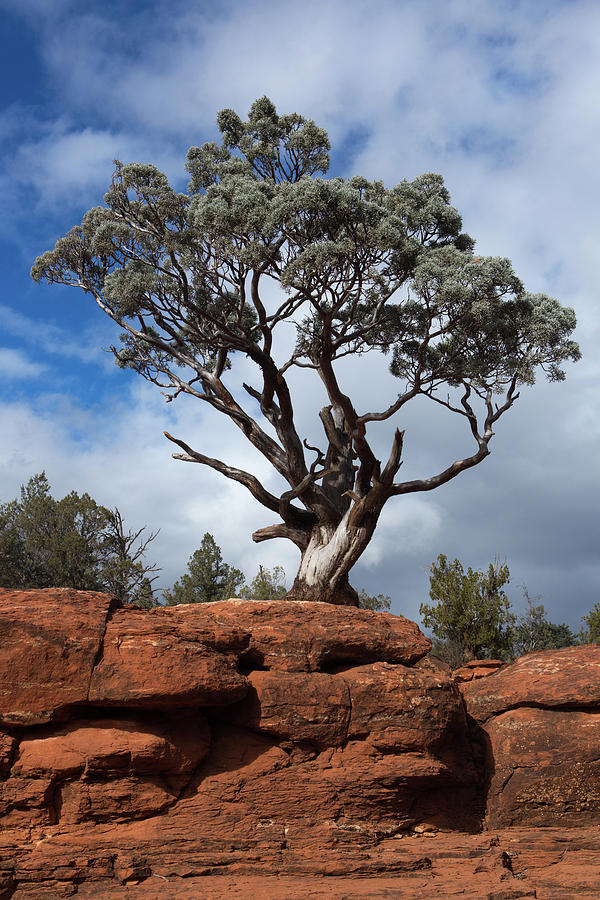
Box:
[86,595,123,702]
[1,590,600,896]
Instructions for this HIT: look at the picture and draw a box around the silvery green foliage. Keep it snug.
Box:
[31,97,580,604]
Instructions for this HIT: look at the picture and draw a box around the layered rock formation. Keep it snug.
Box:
[0,589,475,896]
[460,645,600,828]
[451,658,504,683]
[1,589,599,898]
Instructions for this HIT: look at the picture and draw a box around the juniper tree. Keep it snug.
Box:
[32,97,580,606]
[0,473,109,591]
[357,589,392,612]
[0,474,159,602]
[163,532,244,605]
[581,603,600,644]
[420,554,514,663]
[240,565,287,602]
[511,587,576,656]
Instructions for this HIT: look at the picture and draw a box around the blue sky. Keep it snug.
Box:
[1,0,599,628]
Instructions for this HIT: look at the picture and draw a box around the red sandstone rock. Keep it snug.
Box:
[484,707,600,827]
[161,719,475,840]
[340,661,468,755]
[4,827,600,897]
[223,660,472,770]
[225,669,351,748]
[0,773,55,828]
[461,645,600,722]
[13,716,209,779]
[416,655,452,675]
[452,659,504,683]
[61,776,177,825]
[0,732,15,774]
[200,598,431,670]
[89,607,248,708]
[458,647,600,829]
[0,588,117,726]
[2,715,209,828]
[2,590,600,897]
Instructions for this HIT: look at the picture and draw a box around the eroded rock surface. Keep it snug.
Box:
[452,659,504,683]
[0,589,472,895]
[460,644,600,722]
[1,590,599,897]
[202,597,431,671]
[459,645,600,829]
[89,607,248,708]
[0,589,117,726]
[484,707,600,827]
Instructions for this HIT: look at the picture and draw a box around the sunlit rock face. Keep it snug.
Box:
[1,590,600,897]
[460,644,600,827]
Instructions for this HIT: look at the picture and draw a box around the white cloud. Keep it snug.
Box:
[0,347,45,379]
[0,304,114,368]
[18,127,122,200]
[0,377,303,594]
[8,121,183,209]
[361,498,444,568]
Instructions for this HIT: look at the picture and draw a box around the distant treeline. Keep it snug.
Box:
[0,474,389,611]
[1,476,596,664]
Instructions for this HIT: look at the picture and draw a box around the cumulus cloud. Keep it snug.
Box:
[5,119,183,211]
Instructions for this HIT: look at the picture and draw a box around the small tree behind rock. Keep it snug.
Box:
[0,474,159,603]
[240,565,287,601]
[130,577,157,610]
[512,587,576,656]
[101,508,160,604]
[357,589,391,612]
[163,533,244,605]
[420,554,514,665]
[581,603,600,644]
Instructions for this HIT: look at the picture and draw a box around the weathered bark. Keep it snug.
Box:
[286,574,359,606]
[283,512,380,607]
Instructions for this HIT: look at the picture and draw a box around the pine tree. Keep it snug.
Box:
[163,533,244,605]
[420,554,514,664]
[240,565,287,601]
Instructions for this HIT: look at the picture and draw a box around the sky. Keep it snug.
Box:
[0,0,598,629]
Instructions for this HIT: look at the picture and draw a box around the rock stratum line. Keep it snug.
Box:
[0,589,599,897]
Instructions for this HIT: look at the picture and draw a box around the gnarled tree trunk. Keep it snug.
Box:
[284,509,381,606]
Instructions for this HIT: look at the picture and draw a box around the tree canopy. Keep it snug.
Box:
[0,474,159,604]
[422,564,578,665]
[420,554,514,663]
[32,97,580,605]
[163,532,244,604]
